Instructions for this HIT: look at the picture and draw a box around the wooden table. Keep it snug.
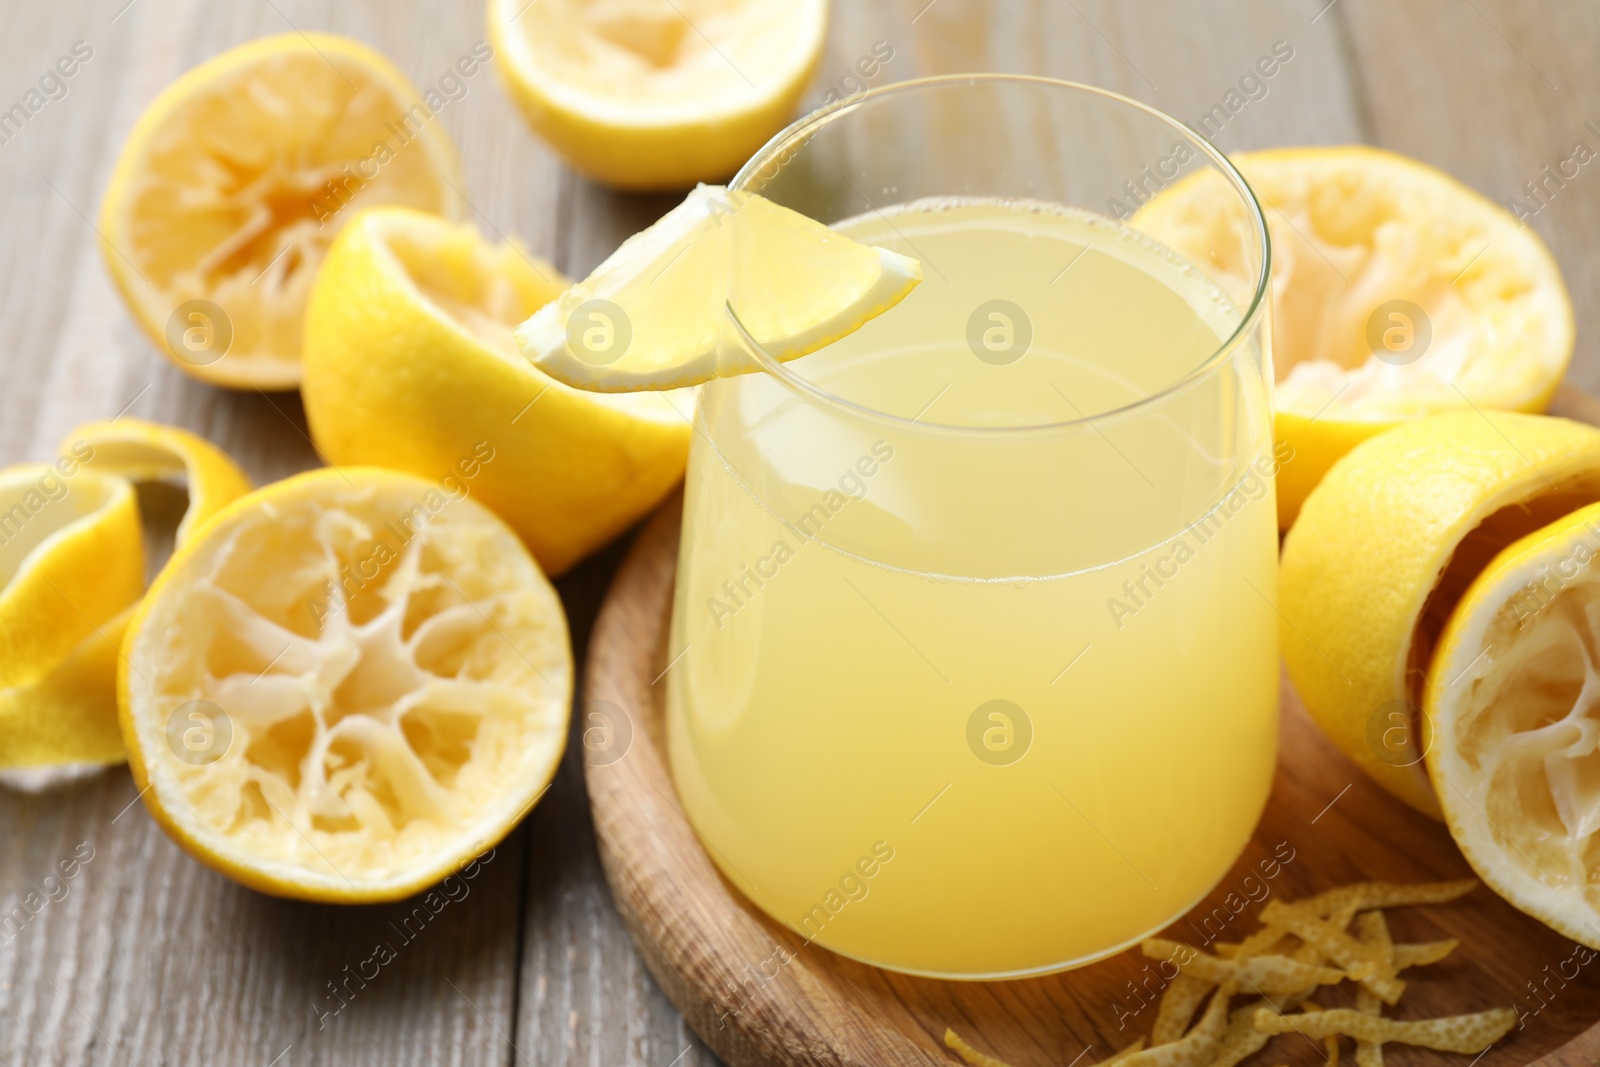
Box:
[2,2,1597,1064]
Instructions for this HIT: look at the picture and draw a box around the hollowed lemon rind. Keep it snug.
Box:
[119,467,572,902]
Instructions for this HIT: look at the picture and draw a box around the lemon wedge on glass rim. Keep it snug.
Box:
[100,33,464,390]
[517,184,923,391]
[487,0,827,189]
[119,467,571,901]
[0,420,251,769]
[1134,146,1574,528]
[1426,501,1600,949]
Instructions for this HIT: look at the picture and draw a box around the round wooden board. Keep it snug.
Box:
[582,456,1600,1067]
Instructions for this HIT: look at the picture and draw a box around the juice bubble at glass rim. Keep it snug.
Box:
[666,77,1277,979]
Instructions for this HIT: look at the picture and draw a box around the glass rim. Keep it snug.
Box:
[726,72,1272,436]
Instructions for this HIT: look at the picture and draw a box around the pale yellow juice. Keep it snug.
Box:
[667,198,1280,977]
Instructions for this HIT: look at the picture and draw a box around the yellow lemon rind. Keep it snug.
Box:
[1136,145,1574,531]
[486,0,827,190]
[0,465,144,694]
[118,467,572,902]
[302,205,692,575]
[1425,503,1600,949]
[1281,411,1600,818]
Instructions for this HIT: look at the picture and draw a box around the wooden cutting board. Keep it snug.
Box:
[582,386,1600,1067]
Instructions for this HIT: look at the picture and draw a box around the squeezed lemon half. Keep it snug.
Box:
[1427,502,1600,948]
[303,206,692,576]
[1280,411,1600,818]
[488,0,827,189]
[1135,146,1574,527]
[100,34,464,389]
[119,468,572,901]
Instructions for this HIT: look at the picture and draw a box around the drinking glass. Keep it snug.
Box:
[666,75,1276,979]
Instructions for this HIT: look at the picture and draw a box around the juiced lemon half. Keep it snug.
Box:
[119,468,571,901]
[516,185,922,391]
[303,206,692,576]
[487,0,827,189]
[1135,146,1574,527]
[1280,411,1600,818]
[1427,502,1600,948]
[100,34,464,389]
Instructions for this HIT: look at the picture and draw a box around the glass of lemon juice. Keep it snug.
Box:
[666,75,1277,978]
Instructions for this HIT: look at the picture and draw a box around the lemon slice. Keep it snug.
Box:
[1134,146,1574,527]
[303,206,691,575]
[0,465,144,767]
[1,421,253,769]
[487,0,827,189]
[516,185,922,391]
[1280,411,1600,817]
[119,467,571,900]
[1427,502,1600,948]
[100,34,464,389]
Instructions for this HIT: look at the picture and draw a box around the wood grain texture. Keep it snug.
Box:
[1,1,1598,1066]
[1333,0,1600,393]
[0,2,599,1065]
[586,496,1600,1067]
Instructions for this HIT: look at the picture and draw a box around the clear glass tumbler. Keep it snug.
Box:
[666,75,1277,979]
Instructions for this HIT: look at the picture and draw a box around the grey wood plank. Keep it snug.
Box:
[1335,0,1600,393]
[510,173,708,1066]
[0,1,546,1064]
[519,536,721,1067]
[891,0,1365,146]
